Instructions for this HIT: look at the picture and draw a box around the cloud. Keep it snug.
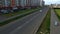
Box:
[44,0,60,5]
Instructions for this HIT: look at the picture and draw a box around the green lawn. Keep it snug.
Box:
[54,9,60,19]
[36,10,50,34]
[55,9,60,16]
[0,8,41,26]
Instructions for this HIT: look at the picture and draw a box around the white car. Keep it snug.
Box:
[1,10,9,13]
[54,21,58,26]
[40,10,42,12]
[13,7,18,10]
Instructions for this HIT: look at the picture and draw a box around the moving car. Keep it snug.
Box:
[54,21,58,26]
[40,10,42,12]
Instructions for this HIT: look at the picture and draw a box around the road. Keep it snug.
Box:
[0,7,49,34]
[50,9,60,34]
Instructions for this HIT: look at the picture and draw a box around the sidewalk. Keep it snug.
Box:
[0,15,8,21]
[50,9,60,34]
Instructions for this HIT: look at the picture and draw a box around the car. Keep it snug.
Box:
[40,10,42,12]
[1,10,9,14]
[54,21,58,26]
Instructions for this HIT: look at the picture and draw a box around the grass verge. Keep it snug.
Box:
[0,8,41,26]
[54,9,60,20]
[36,10,50,34]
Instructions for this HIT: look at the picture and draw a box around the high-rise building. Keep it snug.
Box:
[40,0,45,7]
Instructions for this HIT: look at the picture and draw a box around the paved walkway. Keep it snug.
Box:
[50,9,60,34]
[0,15,9,21]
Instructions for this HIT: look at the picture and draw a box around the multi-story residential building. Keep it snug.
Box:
[40,0,45,7]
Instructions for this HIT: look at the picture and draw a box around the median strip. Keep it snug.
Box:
[0,8,41,26]
[36,10,50,34]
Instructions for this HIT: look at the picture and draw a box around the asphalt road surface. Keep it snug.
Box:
[0,7,49,34]
[50,9,60,34]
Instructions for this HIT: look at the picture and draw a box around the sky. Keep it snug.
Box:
[44,0,60,5]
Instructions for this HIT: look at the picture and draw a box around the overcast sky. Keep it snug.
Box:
[44,0,60,5]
